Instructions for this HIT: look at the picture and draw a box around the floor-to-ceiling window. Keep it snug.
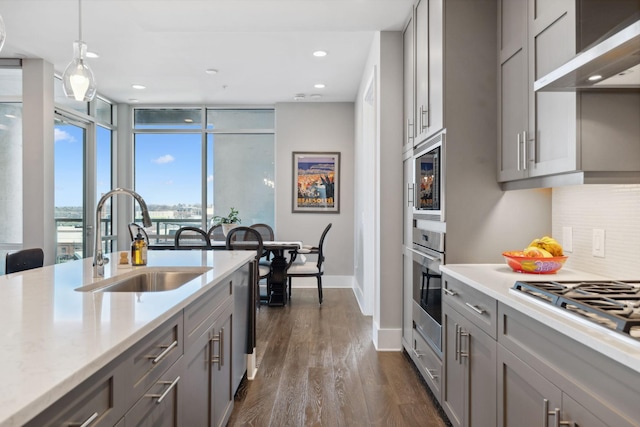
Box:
[0,66,23,275]
[133,107,274,242]
[53,78,114,263]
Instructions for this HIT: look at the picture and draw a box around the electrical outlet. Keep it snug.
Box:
[562,227,573,253]
[592,229,605,258]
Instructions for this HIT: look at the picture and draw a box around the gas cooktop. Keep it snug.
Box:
[512,280,640,340]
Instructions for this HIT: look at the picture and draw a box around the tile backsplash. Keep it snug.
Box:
[552,185,640,278]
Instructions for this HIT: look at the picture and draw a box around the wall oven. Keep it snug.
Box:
[411,223,444,357]
[414,132,443,221]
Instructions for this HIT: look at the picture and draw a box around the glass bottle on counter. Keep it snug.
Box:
[131,231,148,266]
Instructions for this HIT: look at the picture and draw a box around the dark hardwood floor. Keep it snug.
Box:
[227,288,450,427]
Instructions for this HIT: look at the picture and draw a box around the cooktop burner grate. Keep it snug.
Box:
[512,280,640,337]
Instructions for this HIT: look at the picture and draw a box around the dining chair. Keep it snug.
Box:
[207,224,226,242]
[287,223,332,304]
[174,226,212,250]
[250,223,275,262]
[5,248,44,274]
[128,223,149,243]
[226,226,271,303]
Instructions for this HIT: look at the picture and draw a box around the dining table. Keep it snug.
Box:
[148,239,301,306]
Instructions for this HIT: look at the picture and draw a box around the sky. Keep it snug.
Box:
[54,125,213,207]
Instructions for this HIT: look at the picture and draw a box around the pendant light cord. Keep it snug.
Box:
[78,0,83,42]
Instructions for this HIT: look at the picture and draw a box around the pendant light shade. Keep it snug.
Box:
[0,14,7,52]
[62,41,97,101]
[62,0,97,102]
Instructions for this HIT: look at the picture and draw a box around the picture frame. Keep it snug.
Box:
[292,152,340,213]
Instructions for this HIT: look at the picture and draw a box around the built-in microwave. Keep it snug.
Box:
[414,132,443,220]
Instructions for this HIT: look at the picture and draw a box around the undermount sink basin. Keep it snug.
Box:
[75,267,212,292]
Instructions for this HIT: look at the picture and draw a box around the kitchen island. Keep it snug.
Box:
[0,250,254,427]
[439,264,640,427]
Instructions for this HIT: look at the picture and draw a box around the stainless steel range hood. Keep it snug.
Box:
[534,19,640,91]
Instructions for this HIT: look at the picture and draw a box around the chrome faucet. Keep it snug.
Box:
[94,188,152,277]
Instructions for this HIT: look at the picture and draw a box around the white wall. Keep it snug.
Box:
[354,31,404,350]
[274,102,355,288]
[553,185,640,278]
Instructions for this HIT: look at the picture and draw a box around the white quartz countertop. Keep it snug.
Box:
[440,264,640,374]
[0,250,253,427]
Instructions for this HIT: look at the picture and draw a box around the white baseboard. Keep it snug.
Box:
[372,319,403,351]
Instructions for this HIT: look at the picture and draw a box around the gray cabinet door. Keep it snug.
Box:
[211,303,234,427]
[414,0,443,144]
[403,12,415,153]
[182,323,213,427]
[528,0,577,177]
[497,344,562,427]
[498,0,528,182]
[443,304,497,427]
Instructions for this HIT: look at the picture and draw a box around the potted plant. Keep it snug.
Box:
[213,207,241,236]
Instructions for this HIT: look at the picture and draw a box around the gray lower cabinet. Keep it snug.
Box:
[23,262,251,427]
[123,355,184,427]
[498,302,640,427]
[442,303,496,427]
[182,298,234,427]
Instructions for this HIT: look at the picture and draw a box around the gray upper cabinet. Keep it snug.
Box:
[403,13,415,154]
[414,0,444,144]
[498,0,640,189]
[498,0,577,182]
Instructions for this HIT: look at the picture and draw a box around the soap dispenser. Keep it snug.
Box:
[131,231,148,266]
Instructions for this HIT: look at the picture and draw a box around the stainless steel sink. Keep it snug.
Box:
[75,267,212,292]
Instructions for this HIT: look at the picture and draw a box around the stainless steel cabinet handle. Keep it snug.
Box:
[146,376,180,404]
[443,288,457,296]
[516,132,521,171]
[459,329,469,361]
[454,323,460,361]
[407,183,414,207]
[421,106,429,130]
[465,302,485,315]
[522,131,528,170]
[425,369,437,381]
[407,119,414,145]
[69,411,98,427]
[149,340,178,364]
[211,327,225,370]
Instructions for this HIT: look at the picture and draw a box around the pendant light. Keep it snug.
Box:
[0,14,6,52]
[62,0,97,102]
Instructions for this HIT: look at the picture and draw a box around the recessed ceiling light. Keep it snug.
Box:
[132,84,146,90]
[205,69,218,75]
[86,51,99,59]
[314,83,326,89]
[588,75,602,81]
[128,98,139,103]
[313,50,328,57]
[310,94,322,100]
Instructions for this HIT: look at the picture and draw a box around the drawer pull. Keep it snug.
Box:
[146,376,180,404]
[149,340,178,364]
[211,327,225,370]
[426,369,438,381]
[465,302,485,315]
[443,288,457,296]
[70,412,98,427]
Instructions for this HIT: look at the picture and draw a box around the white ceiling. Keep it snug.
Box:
[0,0,414,105]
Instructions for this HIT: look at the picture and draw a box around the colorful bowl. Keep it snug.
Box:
[502,251,568,274]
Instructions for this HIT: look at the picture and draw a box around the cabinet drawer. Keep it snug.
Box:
[442,275,497,338]
[410,329,442,401]
[125,356,183,427]
[25,361,126,427]
[184,279,232,348]
[126,312,183,405]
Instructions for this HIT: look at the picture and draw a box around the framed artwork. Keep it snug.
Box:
[292,152,340,213]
